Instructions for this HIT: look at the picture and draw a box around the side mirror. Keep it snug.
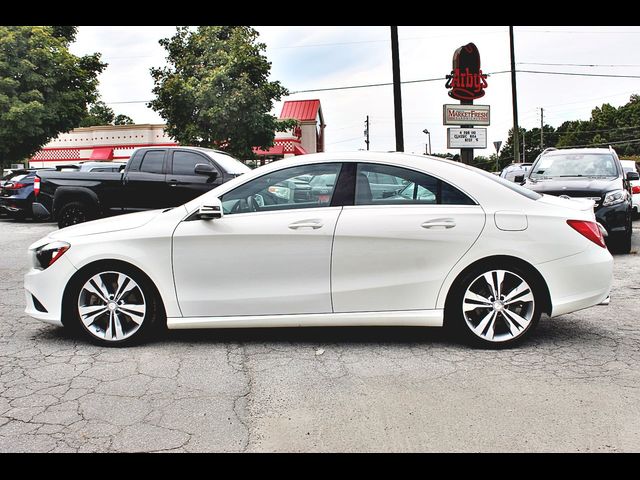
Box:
[195,163,219,180]
[197,198,224,220]
[626,171,639,181]
[514,174,525,183]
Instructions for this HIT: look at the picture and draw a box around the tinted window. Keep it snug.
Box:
[221,163,342,215]
[128,151,144,171]
[173,151,214,176]
[139,151,165,174]
[355,163,475,206]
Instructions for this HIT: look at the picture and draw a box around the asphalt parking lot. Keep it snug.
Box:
[1,216,639,452]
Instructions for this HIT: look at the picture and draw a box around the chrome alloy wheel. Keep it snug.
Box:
[462,269,536,343]
[77,271,146,342]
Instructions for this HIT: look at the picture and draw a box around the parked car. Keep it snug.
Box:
[33,146,250,228]
[25,152,612,348]
[519,147,637,253]
[620,159,640,217]
[0,169,53,219]
[500,162,532,182]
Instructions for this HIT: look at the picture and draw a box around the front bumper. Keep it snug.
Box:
[537,245,613,317]
[595,201,631,234]
[24,255,78,326]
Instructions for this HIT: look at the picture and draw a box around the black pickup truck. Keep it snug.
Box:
[34,146,250,228]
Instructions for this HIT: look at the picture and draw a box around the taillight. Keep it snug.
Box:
[632,185,640,195]
[566,220,606,248]
[5,182,26,190]
[34,176,40,196]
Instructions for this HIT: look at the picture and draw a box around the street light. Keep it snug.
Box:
[422,129,431,155]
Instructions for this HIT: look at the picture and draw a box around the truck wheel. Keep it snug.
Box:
[58,201,94,228]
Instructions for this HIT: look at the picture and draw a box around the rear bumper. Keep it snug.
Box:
[0,196,31,213]
[537,246,613,317]
[32,202,51,218]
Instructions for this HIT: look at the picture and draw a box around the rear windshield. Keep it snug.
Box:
[475,168,542,200]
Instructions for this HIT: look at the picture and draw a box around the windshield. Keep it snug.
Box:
[205,151,251,175]
[530,153,618,179]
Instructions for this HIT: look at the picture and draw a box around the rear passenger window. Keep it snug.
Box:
[355,163,475,206]
[139,151,165,174]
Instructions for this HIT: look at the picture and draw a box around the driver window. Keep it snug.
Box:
[221,163,343,215]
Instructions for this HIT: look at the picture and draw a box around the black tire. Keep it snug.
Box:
[57,200,94,228]
[607,213,633,254]
[63,262,164,347]
[446,262,543,349]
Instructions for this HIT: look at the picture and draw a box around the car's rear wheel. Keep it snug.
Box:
[66,264,163,347]
[447,264,543,348]
[58,201,94,228]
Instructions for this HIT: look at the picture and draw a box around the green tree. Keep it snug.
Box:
[79,100,135,127]
[149,26,293,159]
[499,124,557,167]
[0,26,106,167]
[114,114,134,125]
[79,100,115,127]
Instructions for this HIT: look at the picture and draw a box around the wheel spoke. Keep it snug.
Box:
[83,281,109,303]
[105,311,114,339]
[502,281,529,303]
[114,274,130,301]
[116,283,138,302]
[494,270,505,298]
[504,291,534,306]
[463,291,493,312]
[502,308,531,330]
[113,312,125,339]
[119,303,145,318]
[483,272,498,299]
[79,305,107,326]
[473,310,497,337]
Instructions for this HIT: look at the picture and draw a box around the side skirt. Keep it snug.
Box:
[167,309,444,330]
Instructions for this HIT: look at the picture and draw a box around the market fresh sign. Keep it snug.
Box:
[443,104,490,126]
[447,128,487,149]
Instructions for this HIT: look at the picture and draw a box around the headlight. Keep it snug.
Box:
[34,241,70,269]
[602,189,628,207]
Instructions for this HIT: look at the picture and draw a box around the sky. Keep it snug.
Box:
[68,26,640,158]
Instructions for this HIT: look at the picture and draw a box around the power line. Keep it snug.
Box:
[517,29,640,34]
[517,69,640,79]
[518,62,640,68]
[560,138,640,148]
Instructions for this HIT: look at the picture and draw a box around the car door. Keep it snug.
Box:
[172,162,344,317]
[331,162,486,313]
[122,149,168,211]
[168,149,223,206]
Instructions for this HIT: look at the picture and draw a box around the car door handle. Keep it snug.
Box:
[288,220,324,230]
[421,218,456,229]
[168,179,180,187]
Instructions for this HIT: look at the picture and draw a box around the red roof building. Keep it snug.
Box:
[252,99,325,165]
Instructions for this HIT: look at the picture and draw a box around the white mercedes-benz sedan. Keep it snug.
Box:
[24,152,613,348]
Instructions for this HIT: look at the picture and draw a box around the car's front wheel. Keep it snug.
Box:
[65,263,163,347]
[447,263,543,348]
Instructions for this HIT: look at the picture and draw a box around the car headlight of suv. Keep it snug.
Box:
[34,241,70,270]
[602,189,628,207]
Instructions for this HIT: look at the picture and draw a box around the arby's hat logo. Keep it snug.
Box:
[445,43,488,101]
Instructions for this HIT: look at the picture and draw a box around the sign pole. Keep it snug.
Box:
[460,98,473,165]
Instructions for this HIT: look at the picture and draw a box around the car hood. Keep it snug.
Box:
[523,177,619,195]
[49,209,165,239]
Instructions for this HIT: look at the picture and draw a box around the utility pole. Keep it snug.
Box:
[364,115,370,150]
[509,26,520,163]
[522,132,526,162]
[390,26,404,152]
[540,107,544,150]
